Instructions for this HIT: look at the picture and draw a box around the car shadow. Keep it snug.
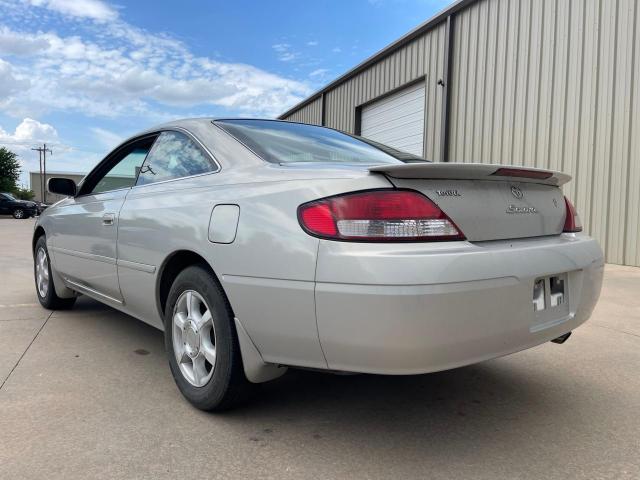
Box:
[66,296,602,459]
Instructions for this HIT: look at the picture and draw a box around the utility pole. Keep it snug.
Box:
[31,144,52,203]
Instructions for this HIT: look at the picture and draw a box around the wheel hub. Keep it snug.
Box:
[184,323,200,358]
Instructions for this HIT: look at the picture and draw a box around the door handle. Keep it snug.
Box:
[102,213,115,226]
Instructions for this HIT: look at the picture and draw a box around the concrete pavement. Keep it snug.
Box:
[1,217,639,479]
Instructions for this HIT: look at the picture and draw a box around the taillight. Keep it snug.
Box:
[298,190,465,241]
[563,196,583,233]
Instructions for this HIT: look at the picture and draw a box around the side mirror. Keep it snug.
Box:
[48,177,77,197]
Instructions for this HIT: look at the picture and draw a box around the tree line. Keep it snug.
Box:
[0,147,35,200]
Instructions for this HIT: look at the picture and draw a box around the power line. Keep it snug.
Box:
[31,144,52,204]
[1,140,107,155]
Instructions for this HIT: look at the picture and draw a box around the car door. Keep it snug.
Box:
[0,194,9,214]
[48,135,158,304]
[116,129,220,327]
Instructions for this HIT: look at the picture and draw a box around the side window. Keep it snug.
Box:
[136,131,215,186]
[91,147,150,194]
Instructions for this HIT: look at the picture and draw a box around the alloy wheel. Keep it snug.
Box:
[172,290,217,387]
[35,247,49,298]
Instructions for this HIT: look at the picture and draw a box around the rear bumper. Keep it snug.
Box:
[315,234,604,374]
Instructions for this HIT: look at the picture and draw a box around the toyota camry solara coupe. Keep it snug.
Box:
[34,118,604,410]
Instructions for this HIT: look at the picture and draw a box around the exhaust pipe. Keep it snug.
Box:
[551,332,572,344]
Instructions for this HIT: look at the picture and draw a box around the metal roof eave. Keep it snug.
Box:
[277,0,477,120]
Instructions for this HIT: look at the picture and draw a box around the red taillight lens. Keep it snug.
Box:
[298,190,465,241]
[563,196,583,232]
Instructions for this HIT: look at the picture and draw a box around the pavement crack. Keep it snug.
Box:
[590,322,640,340]
[0,311,53,391]
[0,303,40,308]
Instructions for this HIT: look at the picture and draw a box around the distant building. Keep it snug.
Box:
[29,171,86,204]
[280,0,640,268]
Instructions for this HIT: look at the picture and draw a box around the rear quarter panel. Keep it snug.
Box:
[117,166,391,369]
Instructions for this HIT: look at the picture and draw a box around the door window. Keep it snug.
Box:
[80,135,157,196]
[136,131,215,186]
[91,148,150,194]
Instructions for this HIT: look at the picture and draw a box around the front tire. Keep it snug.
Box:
[13,208,25,219]
[164,264,250,411]
[34,236,76,310]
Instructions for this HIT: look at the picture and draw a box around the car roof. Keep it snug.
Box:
[118,117,326,158]
[144,117,305,131]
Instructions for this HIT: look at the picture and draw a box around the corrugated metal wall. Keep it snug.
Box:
[284,95,323,125]
[281,0,640,266]
[450,0,640,266]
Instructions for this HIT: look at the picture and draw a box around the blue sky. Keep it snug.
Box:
[0,0,453,185]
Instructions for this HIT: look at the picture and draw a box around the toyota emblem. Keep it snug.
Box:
[511,186,523,199]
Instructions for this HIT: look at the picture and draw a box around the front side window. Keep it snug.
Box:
[91,148,150,194]
[136,131,215,186]
[214,119,427,165]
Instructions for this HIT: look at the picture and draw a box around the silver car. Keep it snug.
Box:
[34,119,604,410]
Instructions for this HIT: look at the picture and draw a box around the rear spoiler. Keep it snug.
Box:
[369,163,571,187]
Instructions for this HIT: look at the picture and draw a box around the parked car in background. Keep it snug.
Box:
[0,192,38,219]
[33,118,604,411]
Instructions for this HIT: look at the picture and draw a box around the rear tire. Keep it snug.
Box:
[164,264,251,411]
[34,236,77,310]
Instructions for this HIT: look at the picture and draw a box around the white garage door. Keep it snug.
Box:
[360,81,425,156]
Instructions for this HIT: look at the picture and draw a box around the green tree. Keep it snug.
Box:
[15,187,35,200]
[0,147,21,192]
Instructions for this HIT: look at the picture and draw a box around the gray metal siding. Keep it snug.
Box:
[285,95,323,125]
[449,0,640,266]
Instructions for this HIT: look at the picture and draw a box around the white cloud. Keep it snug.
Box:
[272,43,299,62]
[0,27,50,55]
[25,0,118,22]
[91,126,123,150]
[0,117,63,185]
[332,47,342,53]
[306,40,318,46]
[309,68,329,78]
[0,118,102,187]
[0,117,58,145]
[0,59,30,98]
[0,24,311,119]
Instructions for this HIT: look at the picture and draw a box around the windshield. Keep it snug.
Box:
[3,193,17,201]
[214,119,428,165]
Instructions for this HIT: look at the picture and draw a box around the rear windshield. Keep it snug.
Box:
[214,119,427,165]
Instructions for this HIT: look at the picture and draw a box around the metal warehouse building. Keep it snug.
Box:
[279,0,640,267]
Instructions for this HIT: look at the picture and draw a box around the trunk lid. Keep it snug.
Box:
[371,163,568,242]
